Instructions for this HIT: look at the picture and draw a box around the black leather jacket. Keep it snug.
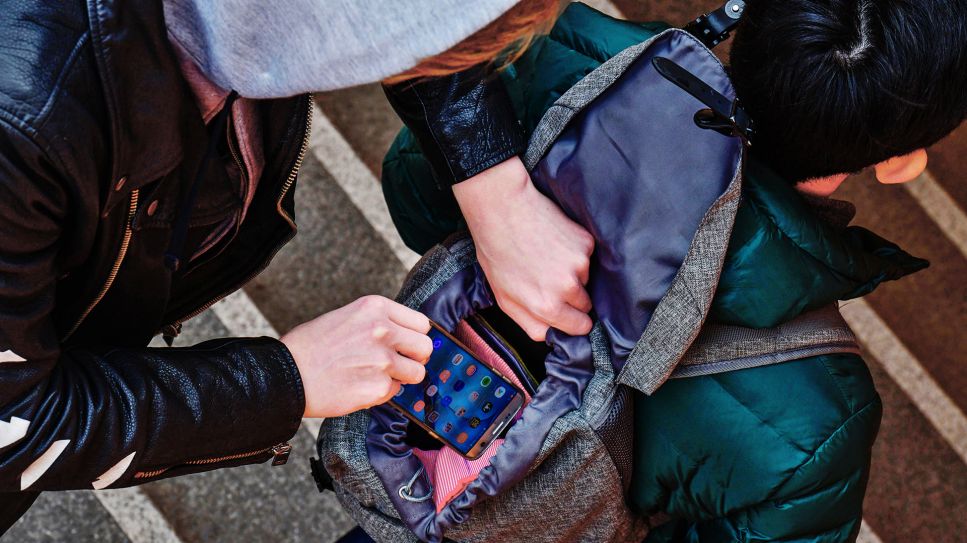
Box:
[0,0,521,492]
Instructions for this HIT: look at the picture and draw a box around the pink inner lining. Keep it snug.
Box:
[413,320,532,511]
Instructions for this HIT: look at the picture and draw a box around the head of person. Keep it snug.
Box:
[729,0,967,191]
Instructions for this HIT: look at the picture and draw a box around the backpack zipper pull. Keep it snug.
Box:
[271,442,292,466]
[161,322,183,346]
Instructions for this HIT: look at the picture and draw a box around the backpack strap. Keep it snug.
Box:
[670,304,861,379]
[684,0,746,48]
[652,56,754,146]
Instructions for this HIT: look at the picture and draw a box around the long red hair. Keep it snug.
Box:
[383,0,563,84]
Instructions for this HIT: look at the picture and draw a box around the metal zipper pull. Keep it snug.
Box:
[270,442,292,466]
[161,322,183,346]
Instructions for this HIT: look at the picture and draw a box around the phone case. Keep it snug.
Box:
[389,321,526,459]
[468,315,540,395]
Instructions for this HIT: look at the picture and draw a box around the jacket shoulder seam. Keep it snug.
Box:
[33,31,92,134]
[0,30,91,136]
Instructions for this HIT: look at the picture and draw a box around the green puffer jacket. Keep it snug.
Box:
[381,4,927,541]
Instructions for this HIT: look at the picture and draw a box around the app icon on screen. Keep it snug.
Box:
[439,370,451,383]
[480,376,492,387]
[451,353,464,365]
[453,380,465,392]
[495,387,506,398]
[455,407,467,417]
[456,432,469,444]
[466,364,477,376]
[482,402,493,413]
[433,338,443,349]
[469,391,480,402]
[413,400,425,412]
[443,422,453,433]
[469,417,481,428]
[441,395,453,407]
[426,384,438,397]
[395,386,405,397]
[428,411,439,423]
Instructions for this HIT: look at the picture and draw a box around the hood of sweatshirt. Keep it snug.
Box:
[163,0,519,98]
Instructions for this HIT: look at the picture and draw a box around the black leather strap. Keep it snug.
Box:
[683,0,746,48]
[652,56,754,146]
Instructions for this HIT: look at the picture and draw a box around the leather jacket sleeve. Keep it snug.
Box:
[0,126,304,491]
[382,63,525,186]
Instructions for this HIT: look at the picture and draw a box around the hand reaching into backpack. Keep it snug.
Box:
[281,295,433,418]
[453,156,594,341]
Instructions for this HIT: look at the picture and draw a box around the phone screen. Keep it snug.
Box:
[391,325,521,456]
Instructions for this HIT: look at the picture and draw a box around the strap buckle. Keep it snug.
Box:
[652,56,754,147]
[683,0,746,48]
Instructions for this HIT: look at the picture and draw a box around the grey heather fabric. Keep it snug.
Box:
[586,325,634,490]
[445,419,645,543]
[318,411,399,518]
[671,304,860,378]
[397,235,477,309]
[618,160,743,394]
[162,0,519,98]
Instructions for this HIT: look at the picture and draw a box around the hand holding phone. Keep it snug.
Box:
[281,295,433,418]
[389,321,526,459]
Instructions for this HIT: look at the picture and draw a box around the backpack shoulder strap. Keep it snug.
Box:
[669,304,861,379]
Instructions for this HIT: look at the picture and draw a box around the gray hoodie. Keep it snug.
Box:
[163,0,520,98]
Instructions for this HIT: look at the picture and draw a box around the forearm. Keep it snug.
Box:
[0,337,304,491]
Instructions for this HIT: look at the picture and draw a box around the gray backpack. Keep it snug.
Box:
[314,25,859,543]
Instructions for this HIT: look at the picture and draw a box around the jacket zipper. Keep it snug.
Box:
[64,189,140,340]
[133,441,292,479]
[161,94,314,335]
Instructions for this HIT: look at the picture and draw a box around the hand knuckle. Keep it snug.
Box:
[370,321,391,340]
[382,380,396,398]
[527,326,547,341]
[420,337,433,359]
[360,295,384,312]
[539,301,560,319]
[562,279,580,295]
[376,355,392,371]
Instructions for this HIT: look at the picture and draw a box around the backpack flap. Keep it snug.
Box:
[523,29,744,394]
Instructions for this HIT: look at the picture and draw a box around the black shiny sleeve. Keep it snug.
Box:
[383,64,526,186]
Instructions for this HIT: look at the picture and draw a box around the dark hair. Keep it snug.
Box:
[730,0,967,181]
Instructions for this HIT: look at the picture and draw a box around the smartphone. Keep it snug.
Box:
[388,321,526,459]
[467,315,539,396]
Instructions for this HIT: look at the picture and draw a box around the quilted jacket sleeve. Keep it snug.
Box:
[0,122,304,492]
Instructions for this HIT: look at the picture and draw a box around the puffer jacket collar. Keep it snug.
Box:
[87,0,190,216]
